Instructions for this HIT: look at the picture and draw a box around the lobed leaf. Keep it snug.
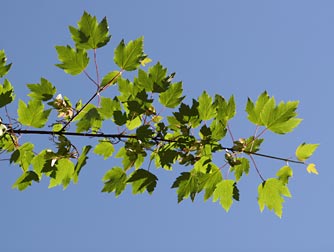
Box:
[0,79,15,107]
[276,166,293,184]
[94,139,114,159]
[246,91,302,134]
[10,142,35,172]
[306,163,318,175]
[73,145,92,183]
[102,167,127,196]
[12,171,39,191]
[114,37,146,71]
[69,11,111,49]
[127,169,158,195]
[48,158,75,189]
[27,78,56,101]
[198,91,216,121]
[55,45,89,75]
[230,158,250,182]
[0,49,12,77]
[212,180,236,212]
[171,171,203,202]
[159,82,184,108]
[17,100,52,128]
[258,178,291,218]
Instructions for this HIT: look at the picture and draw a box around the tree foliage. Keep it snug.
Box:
[0,12,319,217]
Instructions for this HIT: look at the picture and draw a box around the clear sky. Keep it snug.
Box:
[0,1,331,251]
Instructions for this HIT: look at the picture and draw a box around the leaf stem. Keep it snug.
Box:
[249,154,265,182]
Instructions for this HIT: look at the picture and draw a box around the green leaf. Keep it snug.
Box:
[149,62,169,93]
[127,169,158,195]
[246,91,302,134]
[69,11,111,49]
[101,71,121,87]
[114,37,146,71]
[136,69,154,91]
[214,94,236,123]
[306,163,319,175]
[0,49,12,77]
[276,166,293,185]
[48,158,75,189]
[246,91,270,125]
[102,167,127,196]
[17,99,51,128]
[201,165,223,200]
[136,125,154,142]
[113,110,127,126]
[126,116,142,130]
[295,143,319,162]
[159,82,184,108]
[73,145,92,183]
[94,139,114,159]
[198,91,216,120]
[31,150,50,178]
[10,142,35,171]
[55,45,89,75]
[0,79,15,107]
[12,171,39,191]
[212,180,236,212]
[27,78,56,101]
[76,105,102,133]
[171,171,203,202]
[230,158,250,182]
[258,178,291,218]
[98,97,120,119]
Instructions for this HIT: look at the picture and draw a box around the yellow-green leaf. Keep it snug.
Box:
[306,163,318,175]
[296,143,319,162]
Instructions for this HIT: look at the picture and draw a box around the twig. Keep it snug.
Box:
[10,129,304,165]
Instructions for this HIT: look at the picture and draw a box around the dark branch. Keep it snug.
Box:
[11,129,304,165]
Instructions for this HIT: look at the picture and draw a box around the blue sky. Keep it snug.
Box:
[0,1,331,251]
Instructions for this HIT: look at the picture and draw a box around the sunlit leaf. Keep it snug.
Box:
[159,82,184,108]
[306,163,318,175]
[102,167,127,196]
[171,171,203,202]
[94,139,114,159]
[276,166,293,184]
[101,71,121,87]
[0,49,12,77]
[73,145,92,183]
[69,11,111,49]
[295,143,319,162]
[12,171,39,191]
[114,37,146,71]
[27,78,56,101]
[55,45,89,75]
[48,158,75,189]
[230,158,250,182]
[198,91,216,121]
[0,79,15,108]
[127,169,158,194]
[17,100,51,128]
[212,180,236,212]
[258,178,291,218]
[76,105,102,133]
[10,142,35,172]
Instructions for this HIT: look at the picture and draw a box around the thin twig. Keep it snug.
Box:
[249,154,265,182]
[59,71,122,132]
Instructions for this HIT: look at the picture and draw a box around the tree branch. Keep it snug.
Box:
[11,129,304,164]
